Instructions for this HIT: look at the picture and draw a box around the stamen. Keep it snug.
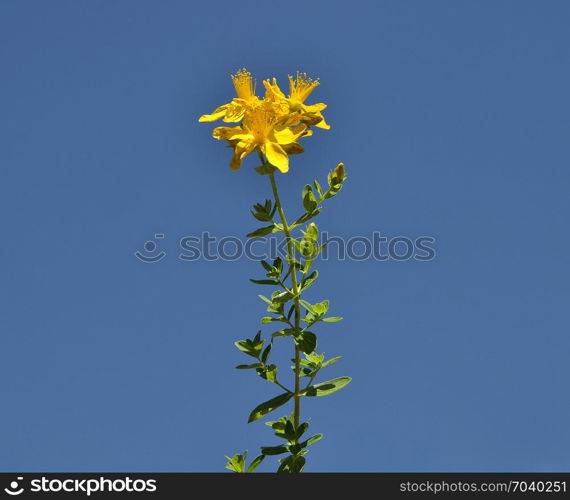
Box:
[244,101,286,144]
[231,68,256,100]
[289,71,320,102]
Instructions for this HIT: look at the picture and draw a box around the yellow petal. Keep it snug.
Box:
[263,78,286,100]
[213,126,251,142]
[198,104,229,122]
[230,141,256,171]
[299,114,323,126]
[271,124,309,146]
[303,102,327,113]
[223,101,246,122]
[282,142,304,155]
[314,114,331,130]
[272,127,297,145]
[263,142,289,173]
[278,112,303,127]
[289,123,311,138]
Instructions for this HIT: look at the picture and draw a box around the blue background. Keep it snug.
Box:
[1,0,569,472]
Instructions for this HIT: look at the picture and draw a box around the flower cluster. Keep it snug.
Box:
[199,69,330,173]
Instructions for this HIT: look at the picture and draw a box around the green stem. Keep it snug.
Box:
[268,170,302,437]
[274,379,293,394]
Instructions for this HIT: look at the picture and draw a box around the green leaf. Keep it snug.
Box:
[292,207,322,227]
[257,364,277,383]
[299,433,323,449]
[292,238,316,258]
[312,300,330,316]
[265,364,277,383]
[248,392,293,423]
[294,421,310,440]
[284,419,295,439]
[247,225,277,238]
[300,270,318,291]
[267,301,284,314]
[261,445,289,456]
[278,454,306,473]
[251,200,274,222]
[261,344,272,363]
[303,222,319,242]
[307,434,324,446]
[272,256,283,273]
[225,452,246,473]
[261,317,281,324]
[255,163,278,175]
[277,455,292,473]
[256,257,282,280]
[324,184,342,199]
[296,331,317,354]
[322,316,343,322]
[313,179,323,197]
[303,376,352,397]
[302,185,317,212]
[321,356,342,368]
[260,260,273,272]
[299,299,315,313]
[265,415,295,440]
[235,363,262,370]
[288,443,303,455]
[271,329,293,338]
[258,294,272,304]
[273,291,294,303]
[250,279,280,285]
[305,352,325,365]
[234,338,264,358]
[300,300,332,323]
[251,210,273,222]
[246,454,265,472]
[291,238,303,253]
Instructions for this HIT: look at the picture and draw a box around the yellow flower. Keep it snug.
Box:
[212,100,309,173]
[263,72,330,129]
[198,69,259,123]
[199,69,330,172]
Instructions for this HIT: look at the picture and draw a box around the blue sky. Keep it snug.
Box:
[1,0,569,472]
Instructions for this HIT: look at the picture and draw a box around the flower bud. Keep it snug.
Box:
[330,162,346,185]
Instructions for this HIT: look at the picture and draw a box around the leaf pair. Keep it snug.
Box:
[251,199,275,222]
[225,451,265,473]
[234,331,264,359]
[247,376,352,423]
[301,299,343,324]
[250,257,284,285]
[299,352,341,378]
